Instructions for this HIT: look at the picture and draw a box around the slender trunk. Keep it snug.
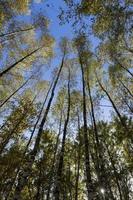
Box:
[118,78,133,99]
[87,77,98,146]
[0,75,33,108]
[46,110,63,200]
[79,57,93,199]
[0,26,34,38]
[13,53,65,200]
[108,37,133,77]
[114,57,133,77]
[87,81,113,200]
[95,73,127,130]
[0,27,34,45]
[75,112,81,200]
[89,151,101,200]
[0,46,42,78]
[87,75,112,199]
[24,77,55,154]
[105,143,123,200]
[54,69,71,200]
[118,91,133,113]
[87,78,101,182]
[87,75,100,164]
[4,80,54,200]
[96,75,132,159]
[90,149,115,200]
[123,98,133,113]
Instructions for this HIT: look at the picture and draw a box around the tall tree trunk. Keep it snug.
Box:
[108,38,133,77]
[95,72,128,130]
[0,46,42,78]
[90,149,115,200]
[4,79,54,200]
[54,69,71,200]
[118,92,133,113]
[0,26,33,38]
[46,110,63,200]
[96,74,132,160]
[0,27,35,45]
[87,75,100,166]
[122,98,133,113]
[87,74,113,199]
[24,77,55,154]
[75,112,81,200]
[87,77,101,183]
[87,78,114,199]
[79,57,93,199]
[13,53,65,200]
[118,78,133,99]
[114,57,133,77]
[0,75,33,108]
[104,143,123,200]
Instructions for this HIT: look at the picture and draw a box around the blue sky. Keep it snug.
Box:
[0,0,112,121]
[30,0,112,121]
[32,0,74,40]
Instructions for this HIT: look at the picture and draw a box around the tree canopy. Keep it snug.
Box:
[0,0,133,200]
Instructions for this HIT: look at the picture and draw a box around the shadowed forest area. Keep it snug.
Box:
[0,0,133,199]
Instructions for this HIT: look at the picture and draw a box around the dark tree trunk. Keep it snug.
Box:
[54,69,71,200]
[0,26,33,38]
[95,73,128,131]
[114,57,133,77]
[0,46,42,78]
[105,143,123,200]
[46,110,63,200]
[13,53,65,200]
[75,112,81,200]
[87,74,112,199]
[0,75,33,108]
[90,150,115,200]
[118,78,133,99]
[24,77,55,154]
[87,75,100,166]
[4,79,54,200]
[79,57,93,199]
[123,98,133,113]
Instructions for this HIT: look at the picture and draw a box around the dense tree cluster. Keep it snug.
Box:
[0,0,132,200]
